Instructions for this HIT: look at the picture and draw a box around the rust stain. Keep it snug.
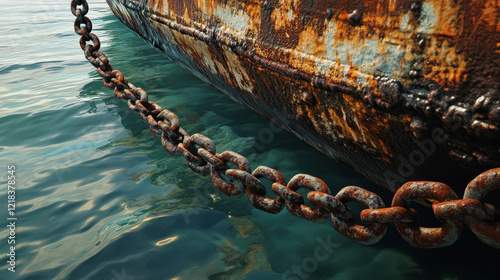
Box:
[137,0,500,95]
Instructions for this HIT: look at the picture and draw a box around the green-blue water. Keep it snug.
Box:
[0,1,498,279]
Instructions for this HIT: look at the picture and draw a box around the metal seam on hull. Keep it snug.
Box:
[150,15,361,96]
[119,0,364,95]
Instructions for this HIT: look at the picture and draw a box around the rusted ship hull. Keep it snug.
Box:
[106,0,500,192]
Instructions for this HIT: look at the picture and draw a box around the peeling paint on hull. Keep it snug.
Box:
[106,0,500,192]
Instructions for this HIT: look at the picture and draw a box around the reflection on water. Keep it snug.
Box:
[0,1,498,280]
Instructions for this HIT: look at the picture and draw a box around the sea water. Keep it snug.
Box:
[0,1,497,279]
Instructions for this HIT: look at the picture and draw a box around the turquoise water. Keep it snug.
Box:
[0,1,498,279]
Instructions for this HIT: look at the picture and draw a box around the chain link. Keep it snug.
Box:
[72,0,500,248]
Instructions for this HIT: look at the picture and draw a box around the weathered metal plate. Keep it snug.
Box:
[106,0,500,192]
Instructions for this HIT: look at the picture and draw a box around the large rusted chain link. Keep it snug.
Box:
[72,0,500,248]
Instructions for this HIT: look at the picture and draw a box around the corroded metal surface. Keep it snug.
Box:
[106,0,500,191]
[330,186,387,245]
[73,0,500,247]
[392,181,463,248]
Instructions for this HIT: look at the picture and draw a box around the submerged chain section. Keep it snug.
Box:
[72,0,500,248]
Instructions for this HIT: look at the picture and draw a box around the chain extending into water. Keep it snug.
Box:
[71,0,500,248]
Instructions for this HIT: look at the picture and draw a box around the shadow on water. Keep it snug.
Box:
[57,3,500,280]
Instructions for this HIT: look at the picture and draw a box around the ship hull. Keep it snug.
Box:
[106,0,500,192]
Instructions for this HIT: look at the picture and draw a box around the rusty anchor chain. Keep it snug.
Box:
[71,0,500,248]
